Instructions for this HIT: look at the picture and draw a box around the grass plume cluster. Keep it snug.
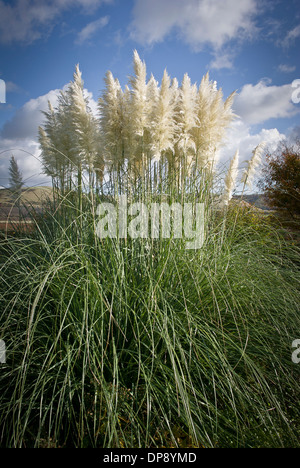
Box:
[39,51,237,199]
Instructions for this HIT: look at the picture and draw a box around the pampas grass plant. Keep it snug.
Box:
[1,53,299,449]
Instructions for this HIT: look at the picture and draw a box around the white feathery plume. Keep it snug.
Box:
[221,149,239,207]
[71,64,86,114]
[40,100,59,152]
[128,50,154,175]
[150,69,177,162]
[40,98,74,185]
[147,73,159,127]
[177,73,198,155]
[121,84,132,160]
[170,77,179,105]
[194,72,236,170]
[129,50,149,138]
[70,64,98,169]
[99,70,124,165]
[170,77,180,136]
[193,72,216,167]
[241,142,266,188]
[38,125,57,179]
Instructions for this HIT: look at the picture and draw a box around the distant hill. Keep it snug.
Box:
[0,186,53,207]
[0,187,271,211]
[232,194,273,211]
[0,187,54,231]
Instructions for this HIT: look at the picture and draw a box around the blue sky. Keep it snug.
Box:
[0,0,299,189]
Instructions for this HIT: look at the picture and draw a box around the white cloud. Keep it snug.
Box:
[130,0,258,52]
[278,64,297,73]
[75,15,109,44]
[1,89,61,140]
[5,81,23,93]
[220,120,286,165]
[219,120,286,190]
[0,0,112,44]
[234,79,300,125]
[282,24,300,48]
[209,52,234,70]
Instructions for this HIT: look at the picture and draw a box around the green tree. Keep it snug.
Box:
[8,155,24,200]
[260,141,300,219]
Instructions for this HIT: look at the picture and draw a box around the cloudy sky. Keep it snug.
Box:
[0,0,299,189]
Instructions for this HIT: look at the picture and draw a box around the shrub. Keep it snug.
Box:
[260,141,300,219]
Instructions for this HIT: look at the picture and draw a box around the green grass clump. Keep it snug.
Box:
[0,194,299,448]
